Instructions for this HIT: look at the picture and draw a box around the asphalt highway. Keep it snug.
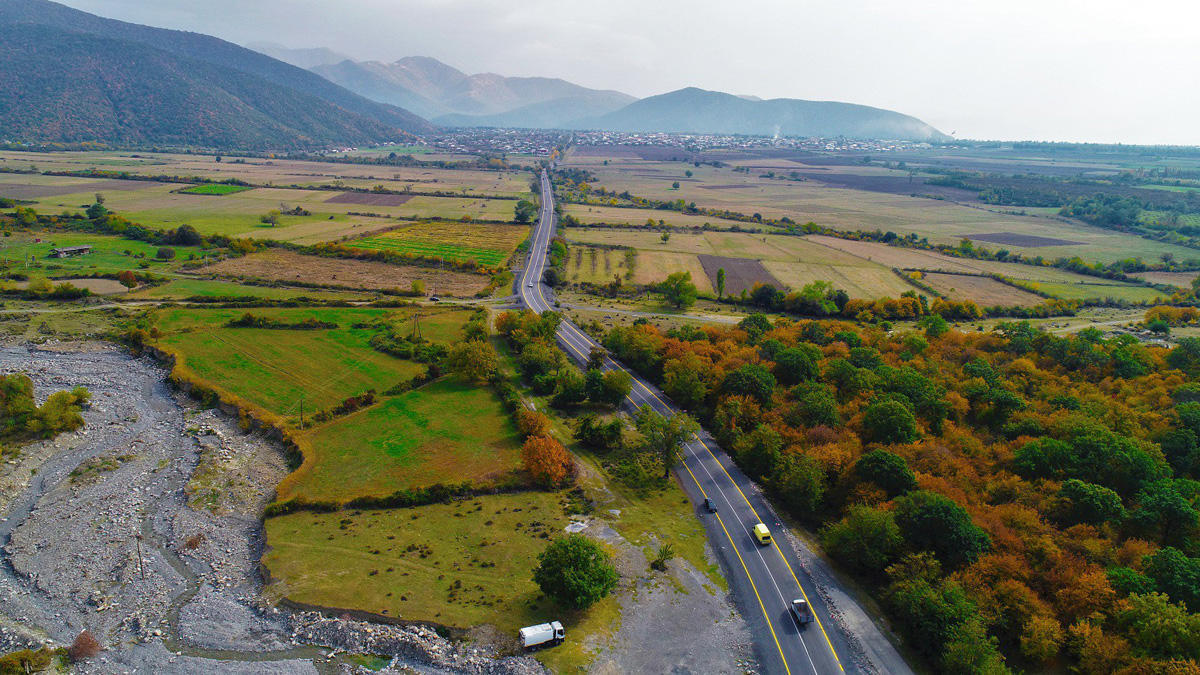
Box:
[519,170,908,675]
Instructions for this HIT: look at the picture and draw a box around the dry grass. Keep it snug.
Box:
[920,272,1045,307]
[632,251,714,291]
[195,249,490,295]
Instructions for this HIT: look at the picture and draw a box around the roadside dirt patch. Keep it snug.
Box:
[697,254,782,295]
[324,192,414,207]
[195,249,490,296]
[960,232,1083,248]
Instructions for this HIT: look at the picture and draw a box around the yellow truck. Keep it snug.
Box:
[753,523,772,545]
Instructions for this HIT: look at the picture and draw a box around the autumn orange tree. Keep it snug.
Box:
[522,434,575,487]
[600,312,1200,672]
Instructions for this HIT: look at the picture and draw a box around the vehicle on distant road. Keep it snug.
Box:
[527,282,534,288]
[753,523,772,545]
[428,296,440,302]
[519,621,564,650]
[703,498,717,513]
[791,598,813,626]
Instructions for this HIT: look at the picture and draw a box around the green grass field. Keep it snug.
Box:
[349,237,509,266]
[127,278,371,301]
[0,231,203,274]
[263,491,582,632]
[154,306,473,419]
[279,377,522,502]
[179,184,253,195]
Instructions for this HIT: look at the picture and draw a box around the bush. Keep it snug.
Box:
[0,648,54,674]
[68,630,102,662]
[533,534,619,609]
[155,246,176,260]
[515,409,551,438]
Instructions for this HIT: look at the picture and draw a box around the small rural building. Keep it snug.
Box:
[49,245,92,258]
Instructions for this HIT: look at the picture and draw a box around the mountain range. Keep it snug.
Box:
[0,0,950,149]
[291,51,947,141]
[0,0,431,149]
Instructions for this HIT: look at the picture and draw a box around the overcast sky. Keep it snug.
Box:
[58,0,1200,145]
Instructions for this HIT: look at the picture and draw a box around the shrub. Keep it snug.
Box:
[68,630,102,662]
[155,246,176,260]
[821,505,903,577]
[533,534,619,609]
[894,491,990,569]
[515,409,551,438]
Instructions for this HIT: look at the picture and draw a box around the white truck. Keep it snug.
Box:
[519,621,565,649]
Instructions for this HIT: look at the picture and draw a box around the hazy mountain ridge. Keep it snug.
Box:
[573,87,950,141]
[310,55,636,128]
[0,0,434,147]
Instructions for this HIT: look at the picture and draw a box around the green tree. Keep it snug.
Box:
[821,505,904,577]
[716,267,726,299]
[894,491,990,568]
[786,384,841,428]
[444,341,498,383]
[855,449,917,497]
[550,368,588,409]
[884,554,978,664]
[862,399,919,444]
[1055,479,1125,525]
[533,534,619,609]
[598,369,632,406]
[732,424,783,479]
[514,199,537,223]
[662,355,709,410]
[1115,593,1200,660]
[771,453,826,515]
[722,364,776,405]
[1145,547,1200,612]
[635,406,698,478]
[773,346,820,385]
[919,314,950,339]
[660,271,698,309]
[260,210,281,226]
[738,313,773,342]
[1130,479,1200,542]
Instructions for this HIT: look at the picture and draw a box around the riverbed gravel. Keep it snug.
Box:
[0,345,543,673]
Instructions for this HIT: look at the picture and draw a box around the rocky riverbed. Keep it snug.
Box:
[0,344,544,673]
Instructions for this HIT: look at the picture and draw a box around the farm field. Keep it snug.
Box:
[761,261,914,298]
[559,151,1200,264]
[277,377,522,502]
[153,306,473,418]
[263,491,576,632]
[563,203,756,229]
[178,184,253,195]
[197,249,492,296]
[0,150,534,198]
[564,245,633,284]
[0,230,203,274]
[1029,281,1168,303]
[126,278,371,301]
[566,229,912,296]
[347,220,528,268]
[1134,270,1199,288]
[919,272,1045,307]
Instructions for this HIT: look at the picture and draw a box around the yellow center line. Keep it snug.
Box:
[631,375,845,670]
[679,460,792,675]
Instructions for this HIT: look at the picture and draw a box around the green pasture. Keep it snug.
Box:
[0,231,202,274]
[348,237,509,267]
[179,184,253,195]
[280,377,521,502]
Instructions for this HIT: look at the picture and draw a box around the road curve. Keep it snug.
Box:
[518,170,910,675]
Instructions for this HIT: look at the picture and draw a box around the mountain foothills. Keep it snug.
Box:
[0,0,432,149]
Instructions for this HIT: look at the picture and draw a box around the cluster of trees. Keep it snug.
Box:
[0,373,90,445]
[494,311,632,411]
[226,313,337,330]
[601,312,1200,672]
